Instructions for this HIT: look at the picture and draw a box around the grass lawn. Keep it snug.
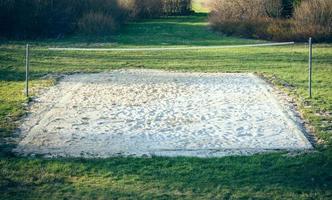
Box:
[0,13,331,199]
[192,0,211,13]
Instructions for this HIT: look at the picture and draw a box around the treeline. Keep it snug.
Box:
[0,0,192,38]
[209,0,332,42]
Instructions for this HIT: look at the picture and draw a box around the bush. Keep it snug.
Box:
[0,0,126,38]
[120,0,192,19]
[0,0,79,38]
[265,0,283,18]
[209,0,332,42]
[77,0,126,36]
[130,0,164,18]
[266,19,295,41]
[209,0,267,21]
[209,0,282,38]
[163,0,192,15]
[78,12,118,35]
[293,0,332,41]
[0,0,193,38]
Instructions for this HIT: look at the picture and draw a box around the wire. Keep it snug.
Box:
[48,42,295,52]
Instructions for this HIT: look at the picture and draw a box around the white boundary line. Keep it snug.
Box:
[48,42,295,51]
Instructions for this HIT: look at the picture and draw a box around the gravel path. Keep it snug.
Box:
[14,69,312,157]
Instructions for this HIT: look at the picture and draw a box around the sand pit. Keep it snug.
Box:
[14,69,312,157]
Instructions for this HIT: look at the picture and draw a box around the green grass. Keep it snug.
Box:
[0,15,332,199]
[192,0,211,13]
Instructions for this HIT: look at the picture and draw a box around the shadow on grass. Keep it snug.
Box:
[0,14,257,48]
[115,16,257,46]
[0,150,332,198]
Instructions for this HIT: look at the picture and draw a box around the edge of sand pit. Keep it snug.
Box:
[257,73,317,147]
[11,69,314,158]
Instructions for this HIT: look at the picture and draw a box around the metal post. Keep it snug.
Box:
[25,44,29,97]
[308,38,312,98]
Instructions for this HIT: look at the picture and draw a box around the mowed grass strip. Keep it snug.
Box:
[0,15,331,199]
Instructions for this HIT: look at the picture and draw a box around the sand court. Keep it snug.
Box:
[14,69,312,157]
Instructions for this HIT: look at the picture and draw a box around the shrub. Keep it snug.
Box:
[78,12,118,35]
[0,0,126,38]
[118,0,136,18]
[77,0,126,35]
[0,0,193,38]
[293,0,332,41]
[131,0,164,18]
[120,0,192,19]
[209,0,332,42]
[208,0,281,38]
[0,0,79,38]
[163,0,192,15]
[209,0,267,22]
[265,0,283,18]
[266,19,295,41]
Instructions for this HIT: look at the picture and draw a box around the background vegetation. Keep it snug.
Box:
[209,0,332,42]
[0,0,192,38]
[120,0,192,19]
[0,0,127,38]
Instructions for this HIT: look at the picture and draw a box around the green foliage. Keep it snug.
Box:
[281,0,295,18]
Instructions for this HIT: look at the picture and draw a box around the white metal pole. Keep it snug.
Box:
[25,44,29,97]
[308,38,312,98]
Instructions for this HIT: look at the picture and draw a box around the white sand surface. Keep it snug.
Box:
[14,69,312,157]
